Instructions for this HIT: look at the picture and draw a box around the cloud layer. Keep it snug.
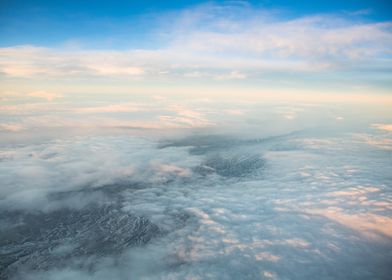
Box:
[1,124,391,279]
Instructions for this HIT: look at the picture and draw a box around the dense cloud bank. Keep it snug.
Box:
[0,127,391,279]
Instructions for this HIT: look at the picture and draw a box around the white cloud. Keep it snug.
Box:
[0,123,25,132]
[28,91,61,101]
[74,103,147,113]
[167,4,392,66]
[372,123,392,132]
[0,46,145,78]
[354,132,392,150]
[307,208,392,240]
[215,70,247,80]
[0,5,391,81]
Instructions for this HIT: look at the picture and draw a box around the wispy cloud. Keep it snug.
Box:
[74,103,147,113]
[168,5,392,61]
[0,123,25,132]
[28,91,61,101]
[372,123,392,132]
[0,4,391,83]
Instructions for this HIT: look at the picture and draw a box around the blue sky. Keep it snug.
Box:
[1,0,391,47]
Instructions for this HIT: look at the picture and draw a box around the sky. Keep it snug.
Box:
[0,0,392,132]
[1,1,392,96]
[1,1,391,47]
